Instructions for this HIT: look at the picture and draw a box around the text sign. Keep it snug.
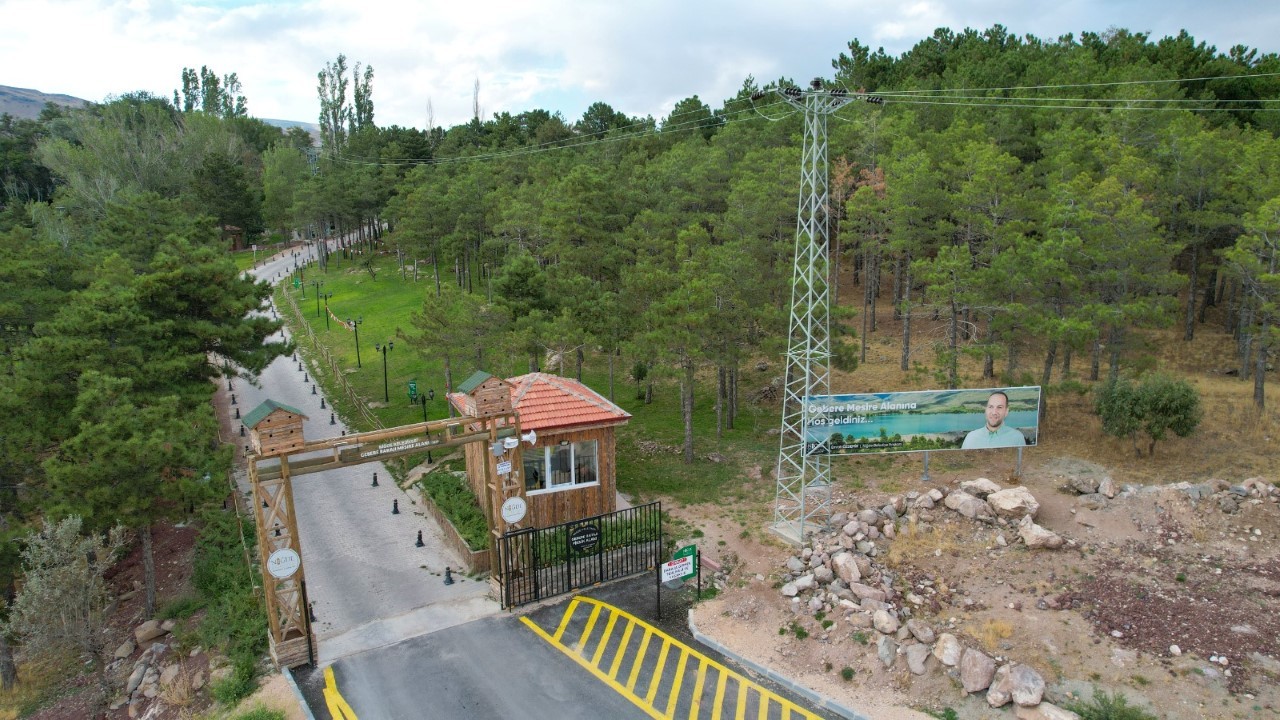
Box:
[497,460,512,475]
[661,555,694,583]
[500,496,527,524]
[267,548,301,579]
[408,380,418,400]
[569,524,601,551]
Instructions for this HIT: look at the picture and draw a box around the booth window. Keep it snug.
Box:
[525,440,599,493]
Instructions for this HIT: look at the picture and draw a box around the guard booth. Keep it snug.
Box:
[450,371,631,529]
[451,371,652,607]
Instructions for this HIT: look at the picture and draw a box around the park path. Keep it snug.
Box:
[222,241,499,665]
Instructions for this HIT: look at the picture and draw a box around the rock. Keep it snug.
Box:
[1019,515,1064,549]
[1170,644,1182,657]
[1098,476,1117,498]
[786,556,806,573]
[960,647,996,693]
[906,643,931,675]
[872,609,899,634]
[831,553,861,584]
[1067,476,1100,495]
[126,664,147,694]
[877,634,898,668]
[160,619,177,632]
[987,664,1014,707]
[114,639,137,659]
[1015,702,1082,720]
[988,487,1040,519]
[944,491,993,520]
[1077,494,1108,510]
[961,478,1004,498]
[1006,663,1046,706]
[842,520,860,537]
[847,582,886,603]
[934,633,963,666]
[906,618,936,644]
[813,566,834,585]
[780,582,799,597]
[159,662,180,686]
[793,574,816,592]
[134,619,167,644]
[857,509,882,526]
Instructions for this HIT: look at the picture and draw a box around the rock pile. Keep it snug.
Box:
[109,618,213,718]
[778,478,1078,715]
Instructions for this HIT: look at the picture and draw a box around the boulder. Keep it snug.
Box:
[988,663,1046,707]
[944,491,992,520]
[1018,515,1064,549]
[134,619,167,644]
[877,634,897,668]
[988,487,1040,519]
[960,647,996,693]
[812,566,834,585]
[933,633,963,666]
[905,643,931,675]
[831,553,861,584]
[872,609,899,634]
[905,618,935,644]
[961,478,1003,498]
[847,582,886,603]
[114,639,137,660]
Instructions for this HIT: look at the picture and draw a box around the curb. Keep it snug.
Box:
[282,667,318,720]
[688,614,869,720]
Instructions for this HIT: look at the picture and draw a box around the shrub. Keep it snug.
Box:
[1094,374,1202,457]
[234,708,286,720]
[417,471,489,550]
[210,656,258,706]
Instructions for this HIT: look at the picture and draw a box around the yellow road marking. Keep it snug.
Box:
[522,595,823,720]
[323,665,358,720]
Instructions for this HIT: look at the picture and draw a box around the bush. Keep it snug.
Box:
[234,708,286,720]
[1065,689,1159,720]
[417,471,489,551]
[210,656,258,706]
[1094,374,1201,457]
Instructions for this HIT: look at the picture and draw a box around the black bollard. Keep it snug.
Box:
[309,602,317,623]
[392,498,399,514]
[416,530,424,547]
[320,397,326,409]
[239,425,245,437]
[231,393,237,405]
[234,407,240,419]
[371,472,379,487]
[444,567,454,585]
[427,450,434,464]
[262,499,268,508]
[312,384,317,395]
[274,527,281,537]
[330,412,336,425]
[304,373,308,383]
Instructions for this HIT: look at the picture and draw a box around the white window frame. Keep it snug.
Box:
[524,440,600,495]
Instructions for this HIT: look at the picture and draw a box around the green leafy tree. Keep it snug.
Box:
[2,517,126,709]
[1094,374,1202,457]
[1221,196,1280,409]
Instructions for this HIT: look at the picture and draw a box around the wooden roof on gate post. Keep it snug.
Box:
[454,370,512,418]
[243,400,310,457]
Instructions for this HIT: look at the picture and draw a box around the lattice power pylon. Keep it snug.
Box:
[769,82,854,544]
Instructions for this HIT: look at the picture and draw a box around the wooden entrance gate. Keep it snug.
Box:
[498,502,662,608]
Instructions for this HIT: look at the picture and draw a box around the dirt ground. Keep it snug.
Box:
[684,451,1280,720]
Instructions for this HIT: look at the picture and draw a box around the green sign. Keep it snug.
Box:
[673,544,698,580]
[408,380,418,400]
[293,277,300,289]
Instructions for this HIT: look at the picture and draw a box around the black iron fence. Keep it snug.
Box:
[499,501,662,608]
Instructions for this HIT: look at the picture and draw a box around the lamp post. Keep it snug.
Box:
[416,388,435,422]
[374,341,394,402]
[310,280,324,317]
[321,292,333,330]
[348,316,363,367]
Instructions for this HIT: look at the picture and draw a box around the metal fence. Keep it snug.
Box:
[499,502,662,608]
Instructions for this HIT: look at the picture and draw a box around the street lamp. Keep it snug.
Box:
[321,292,333,330]
[374,341,394,402]
[416,388,436,422]
[348,316,363,367]
[310,280,324,317]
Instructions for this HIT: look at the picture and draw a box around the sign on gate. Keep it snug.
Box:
[661,544,697,583]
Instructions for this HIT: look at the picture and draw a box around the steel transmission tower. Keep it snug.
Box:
[767,81,854,543]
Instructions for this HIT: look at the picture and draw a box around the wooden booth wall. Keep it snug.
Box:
[462,423,618,530]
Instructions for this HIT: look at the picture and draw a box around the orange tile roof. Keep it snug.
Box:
[506,372,631,432]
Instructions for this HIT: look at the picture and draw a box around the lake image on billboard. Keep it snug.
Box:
[803,386,1041,456]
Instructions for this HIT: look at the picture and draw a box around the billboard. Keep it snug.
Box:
[804,386,1041,456]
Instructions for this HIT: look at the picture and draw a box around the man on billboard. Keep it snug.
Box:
[961,391,1027,449]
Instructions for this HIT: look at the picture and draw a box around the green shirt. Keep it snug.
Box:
[961,424,1027,449]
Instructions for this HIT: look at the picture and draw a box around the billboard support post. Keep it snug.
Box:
[1016,447,1023,478]
[921,450,931,483]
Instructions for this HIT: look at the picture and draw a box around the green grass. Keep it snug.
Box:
[416,468,489,551]
[274,253,787,513]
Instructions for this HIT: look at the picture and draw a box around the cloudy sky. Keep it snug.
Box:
[3,0,1278,129]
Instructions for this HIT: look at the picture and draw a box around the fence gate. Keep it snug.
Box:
[499,502,662,608]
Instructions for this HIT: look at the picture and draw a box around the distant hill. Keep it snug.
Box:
[0,85,87,119]
[0,84,318,138]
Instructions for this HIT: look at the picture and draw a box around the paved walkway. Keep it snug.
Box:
[227,243,499,665]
